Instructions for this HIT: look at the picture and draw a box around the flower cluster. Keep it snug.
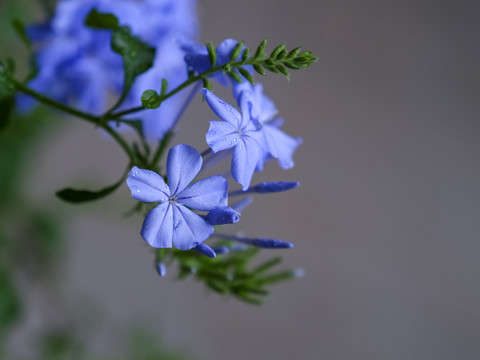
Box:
[24,0,198,139]
[126,40,302,274]
[4,0,317,302]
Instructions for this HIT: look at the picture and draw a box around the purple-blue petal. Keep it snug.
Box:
[126,166,170,202]
[172,204,215,250]
[231,136,263,190]
[206,121,241,153]
[167,144,203,195]
[263,124,303,169]
[141,203,173,248]
[201,88,242,128]
[177,175,228,211]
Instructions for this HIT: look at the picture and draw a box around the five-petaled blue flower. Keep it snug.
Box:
[202,88,264,191]
[127,144,228,250]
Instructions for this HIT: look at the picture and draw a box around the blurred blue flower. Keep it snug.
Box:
[24,0,198,139]
[126,144,228,250]
[202,88,264,190]
[183,38,249,86]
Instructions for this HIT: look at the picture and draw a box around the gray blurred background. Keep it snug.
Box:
[3,0,480,359]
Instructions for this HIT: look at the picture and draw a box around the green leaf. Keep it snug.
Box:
[206,42,216,67]
[238,67,254,84]
[230,42,244,62]
[11,18,31,49]
[141,89,162,109]
[253,64,266,76]
[0,61,16,101]
[287,47,302,58]
[84,8,119,29]
[241,47,250,62]
[227,70,243,83]
[271,44,286,59]
[0,96,14,132]
[254,39,268,59]
[55,173,126,204]
[110,26,155,109]
[160,78,168,96]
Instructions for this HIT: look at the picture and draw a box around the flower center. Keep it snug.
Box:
[168,195,178,204]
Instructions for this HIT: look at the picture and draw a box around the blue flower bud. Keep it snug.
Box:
[216,234,294,249]
[249,181,300,193]
[205,207,240,225]
[193,243,216,258]
[250,238,294,249]
[156,262,167,277]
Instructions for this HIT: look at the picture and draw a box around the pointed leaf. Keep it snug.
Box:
[56,173,125,203]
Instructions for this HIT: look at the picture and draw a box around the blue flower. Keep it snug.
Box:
[126,144,228,250]
[233,82,303,170]
[202,88,264,190]
[183,38,248,86]
[24,0,198,140]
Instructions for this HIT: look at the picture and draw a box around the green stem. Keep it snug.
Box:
[108,58,264,119]
[13,79,135,161]
[13,79,99,125]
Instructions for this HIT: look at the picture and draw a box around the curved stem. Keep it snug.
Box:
[13,79,99,125]
[13,79,135,161]
[108,58,262,119]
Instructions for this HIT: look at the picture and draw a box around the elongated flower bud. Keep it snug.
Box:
[205,207,240,225]
[193,243,216,258]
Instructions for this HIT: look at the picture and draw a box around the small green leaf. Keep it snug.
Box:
[253,64,266,76]
[276,64,290,79]
[230,42,244,62]
[238,67,254,84]
[254,39,268,59]
[84,8,119,29]
[271,44,286,59]
[141,89,162,109]
[241,47,250,62]
[206,42,216,67]
[12,18,31,49]
[287,47,302,58]
[160,78,168,96]
[227,70,243,83]
[110,26,156,109]
[55,173,126,204]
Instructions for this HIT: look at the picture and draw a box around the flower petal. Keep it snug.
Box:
[126,166,170,202]
[263,124,303,169]
[201,88,242,127]
[231,136,263,190]
[206,121,241,153]
[177,175,228,211]
[140,203,173,248]
[167,144,202,195]
[172,204,214,250]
